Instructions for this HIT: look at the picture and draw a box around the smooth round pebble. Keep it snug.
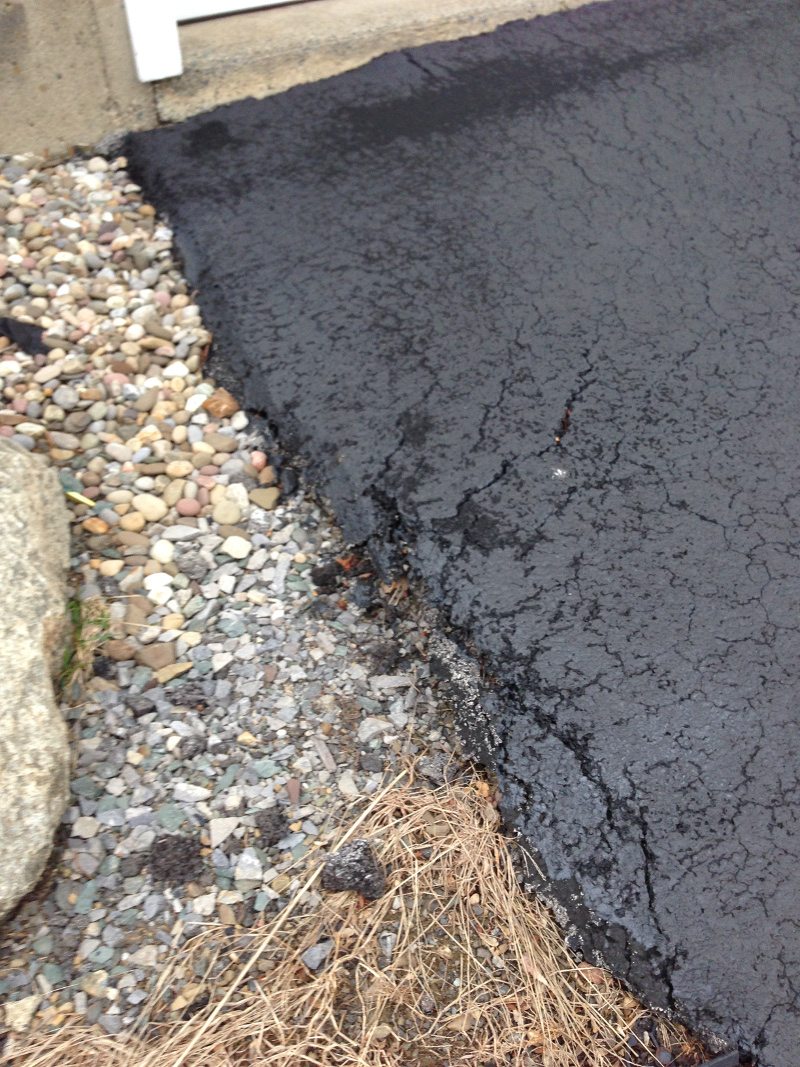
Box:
[106,443,132,463]
[119,512,147,532]
[165,460,194,479]
[176,498,201,517]
[131,494,168,522]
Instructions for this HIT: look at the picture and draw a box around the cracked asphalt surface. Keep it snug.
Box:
[128,0,800,1059]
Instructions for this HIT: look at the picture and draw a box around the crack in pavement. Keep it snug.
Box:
[129,0,800,1059]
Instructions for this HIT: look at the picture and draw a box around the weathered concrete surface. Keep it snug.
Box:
[128,1,800,1060]
[155,0,600,123]
[0,440,71,921]
[0,0,156,157]
[0,0,594,155]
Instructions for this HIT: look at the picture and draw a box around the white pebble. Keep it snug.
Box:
[173,782,211,802]
[209,817,240,848]
[220,535,251,559]
[164,360,190,378]
[192,892,217,917]
[149,539,174,564]
[225,482,249,510]
[142,572,173,592]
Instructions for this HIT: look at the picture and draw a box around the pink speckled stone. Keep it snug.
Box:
[196,487,210,506]
[0,425,13,438]
[198,465,219,476]
[11,398,27,413]
[154,290,171,307]
[102,372,129,387]
[250,450,267,471]
[195,474,216,489]
[176,497,201,517]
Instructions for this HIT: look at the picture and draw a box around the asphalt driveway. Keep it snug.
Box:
[129,1,800,1059]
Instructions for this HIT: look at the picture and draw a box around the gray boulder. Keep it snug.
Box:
[0,440,70,921]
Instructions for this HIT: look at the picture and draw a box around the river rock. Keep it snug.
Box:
[0,440,70,921]
[131,493,168,522]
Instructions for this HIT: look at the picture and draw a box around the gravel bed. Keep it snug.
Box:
[0,151,456,1038]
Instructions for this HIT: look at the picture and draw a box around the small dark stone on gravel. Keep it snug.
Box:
[417,752,458,785]
[348,579,379,611]
[364,639,400,673]
[419,992,436,1014]
[178,738,206,761]
[97,577,121,598]
[170,681,208,709]
[310,561,339,594]
[92,655,116,679]
[119,856,145,878]
[255,809,289,847]
[148,835,203,885]
[320,839,386,899]
[280,468,298,495]
[126,694,156,717]
[360,753,384,773]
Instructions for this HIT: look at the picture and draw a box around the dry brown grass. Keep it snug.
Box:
[3,769,705,1067]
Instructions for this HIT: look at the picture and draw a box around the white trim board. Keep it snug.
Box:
[123,0,309,82]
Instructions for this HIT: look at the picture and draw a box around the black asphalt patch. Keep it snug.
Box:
[128,0,800,1060]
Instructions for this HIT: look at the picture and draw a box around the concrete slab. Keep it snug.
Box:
[128,0,800,1060]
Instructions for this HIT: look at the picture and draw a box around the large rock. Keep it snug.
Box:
[0,440,70,921]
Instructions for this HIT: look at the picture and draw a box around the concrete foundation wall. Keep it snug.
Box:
[0,0,157,158]
[1,0,595,157]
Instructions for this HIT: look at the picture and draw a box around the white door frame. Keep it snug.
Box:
[123,0,308,83]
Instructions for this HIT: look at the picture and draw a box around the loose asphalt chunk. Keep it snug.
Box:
[128,0,800,1059]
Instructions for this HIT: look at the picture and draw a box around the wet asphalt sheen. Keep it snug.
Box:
[129,1,800,1059]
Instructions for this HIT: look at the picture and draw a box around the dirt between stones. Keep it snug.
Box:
[128,0,800,1060]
